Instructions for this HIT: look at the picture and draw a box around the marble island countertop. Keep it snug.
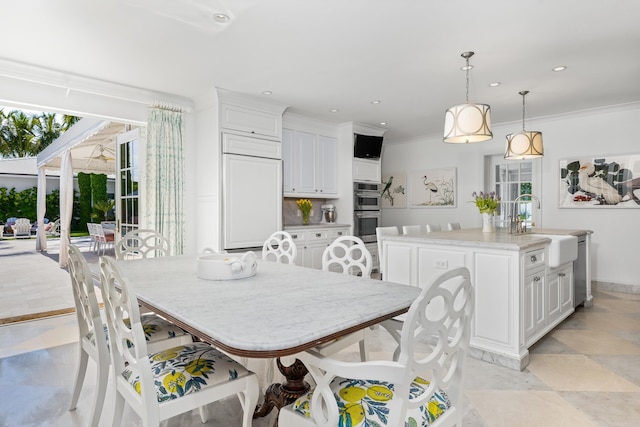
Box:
[384,227,591,251]
[284,223,350,230]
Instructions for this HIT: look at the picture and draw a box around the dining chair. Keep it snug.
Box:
[402,224,423,234]
[262,230,297,264]
[94,223,115,255]
[426,223,442,232]
[98,256,260,427]
[375,226,400,280]
[115,228,170,260]
[315,235,372,361]
[447,222,461,230]
[67,245,193,427]
[279,267,474,427]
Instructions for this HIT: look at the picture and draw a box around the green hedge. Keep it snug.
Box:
[0,186,79,230]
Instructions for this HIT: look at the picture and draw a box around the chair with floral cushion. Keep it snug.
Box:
[262,231,297,264]
[279,266,474,427]
[313,236,372,362]
[66,245,193,427]
[98,255,259,427]
[115,228,170,260]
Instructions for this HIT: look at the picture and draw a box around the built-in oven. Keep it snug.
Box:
[353,181,382,210]
[353,210,381,243]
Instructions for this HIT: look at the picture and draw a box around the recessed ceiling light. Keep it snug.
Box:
[213,13,230,23]
[262,90,272,95]
[460,65,473,71]
[552,66,567,72]
[489,82,501,87]
[371,100,381,104]
[379,122,387,126]
[330,108,339,113]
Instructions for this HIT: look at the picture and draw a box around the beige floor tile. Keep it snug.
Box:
[526,354,640,392]
[592,297,640,313]
[559,391,640,427]
[551,329,640,355]
[465,390,598,427]
[557,311,640,331]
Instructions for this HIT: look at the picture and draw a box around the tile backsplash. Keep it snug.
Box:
[283,197,327,226]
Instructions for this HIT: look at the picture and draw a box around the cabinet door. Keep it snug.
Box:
[546,271,561,323]
[559,264,574,313]
[220,102,281,139]
[523,269,545,343]
[316,135,338,195]
[282,129,294,193]
[309,242,329,270]
[294,131,317,194]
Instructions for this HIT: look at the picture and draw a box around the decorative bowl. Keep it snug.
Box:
[197,249,258,280]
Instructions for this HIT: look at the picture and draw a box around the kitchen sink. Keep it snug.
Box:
[531,234,578,268]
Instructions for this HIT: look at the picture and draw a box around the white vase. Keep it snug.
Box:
[482,212,495,232]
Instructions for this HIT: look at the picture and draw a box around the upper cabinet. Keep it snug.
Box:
[283,128,338,197]
[218,89,286,140]
[353,158,381,183]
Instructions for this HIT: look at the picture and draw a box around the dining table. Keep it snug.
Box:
[112,255,421,420]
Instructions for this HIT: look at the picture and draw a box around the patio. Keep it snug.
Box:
[0,236,103,324]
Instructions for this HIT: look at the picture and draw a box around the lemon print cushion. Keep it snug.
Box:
[293,376,450,426]
[122,342,250,402]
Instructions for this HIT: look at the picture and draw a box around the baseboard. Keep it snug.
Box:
[0,307,75,325]
[593,280,640,295]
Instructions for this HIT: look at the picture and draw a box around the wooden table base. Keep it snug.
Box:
[253,357,310,425]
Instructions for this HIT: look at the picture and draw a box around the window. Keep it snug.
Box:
[487,155,541,228]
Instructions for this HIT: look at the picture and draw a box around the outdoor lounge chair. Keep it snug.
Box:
[13,218,31,239]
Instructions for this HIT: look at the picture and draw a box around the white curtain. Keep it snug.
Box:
[59,150,74,267]
[35,167,47,251]
[146,107,185,254]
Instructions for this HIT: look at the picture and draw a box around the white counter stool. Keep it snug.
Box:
[314,236,373,361]
[376,226,400,280]
[67,245,192,427]
[402,224,423,234]
[426,224,442,232]
[99,256,259,427]
[279,267,475,427]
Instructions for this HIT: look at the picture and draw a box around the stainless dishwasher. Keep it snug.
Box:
[573,235,587,307]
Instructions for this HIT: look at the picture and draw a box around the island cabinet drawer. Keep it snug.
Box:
[524,248,545,271]
[308,230,329,241]
[328,228,349,239]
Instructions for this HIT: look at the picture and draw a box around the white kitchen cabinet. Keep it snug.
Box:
[287,226,349,269]
[220,102,282,140]
[282,129,338,197]
[353,158,381,183]
[523,267,546,344]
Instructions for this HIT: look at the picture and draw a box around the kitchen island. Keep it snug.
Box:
[380,228,592,370]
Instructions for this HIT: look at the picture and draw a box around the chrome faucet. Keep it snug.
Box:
[510,194,541,234]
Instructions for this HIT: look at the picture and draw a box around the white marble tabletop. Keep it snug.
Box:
[115,256,420,358]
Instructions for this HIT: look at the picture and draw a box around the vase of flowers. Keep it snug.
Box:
[296,198,312,225]
[472,191,499,232]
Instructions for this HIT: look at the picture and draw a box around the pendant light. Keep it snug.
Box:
[504,90,544,159]
[444,51,492,143]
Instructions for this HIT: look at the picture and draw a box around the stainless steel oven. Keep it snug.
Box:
[353,181,382,210]
[353,209,381,243]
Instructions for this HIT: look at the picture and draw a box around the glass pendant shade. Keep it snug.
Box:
[504,130,544,159]
[504,90,544,159]
[444,103,492,143]
[444,51,493,144]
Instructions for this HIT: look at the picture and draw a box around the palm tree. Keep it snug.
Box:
[0,110,39,157]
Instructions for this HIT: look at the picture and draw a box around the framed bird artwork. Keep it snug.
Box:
[381,173,407,208]
[559,153,640,208]
[408,167,457,208]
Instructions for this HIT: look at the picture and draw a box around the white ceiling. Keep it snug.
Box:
[1,0,639,141]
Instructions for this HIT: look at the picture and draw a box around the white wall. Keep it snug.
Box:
[381,103,640,288]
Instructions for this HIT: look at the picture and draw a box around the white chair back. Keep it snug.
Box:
[116,228,169,260]
[402,225,423,234]
[322,235,372,278]
[280,267,474,427]
[67,244,110,426]
[376,226,400,278]
[262,231,297,264]
[447,222,461,230]
[426,223,442,232]
[13,218,31,238]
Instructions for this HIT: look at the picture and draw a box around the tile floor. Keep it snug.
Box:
[1,238,639,426]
